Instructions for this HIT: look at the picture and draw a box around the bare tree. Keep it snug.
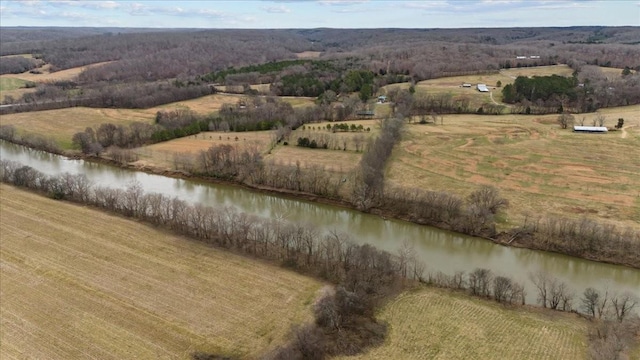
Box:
[530,270,551,308]
[611,293,638,322]
[557,112,575,129]
[594,113,606,127]
[581,287,601,318]
[468,268,493,297]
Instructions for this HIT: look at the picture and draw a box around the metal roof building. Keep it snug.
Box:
[573,126,608,133]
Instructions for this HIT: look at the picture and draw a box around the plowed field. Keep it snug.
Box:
[0,184,321,359]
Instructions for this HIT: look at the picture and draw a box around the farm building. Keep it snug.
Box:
[477,84,489,92]
[356,110,375,119]
[573,126,608,133]
[462,83,472,87]
[377,95,387,103]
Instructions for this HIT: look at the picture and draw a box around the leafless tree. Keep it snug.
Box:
[468,268,493,297]
[557,112,575,129]
[611,293,638,322]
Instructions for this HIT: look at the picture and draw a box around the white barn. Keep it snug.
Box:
[477,84,489,92]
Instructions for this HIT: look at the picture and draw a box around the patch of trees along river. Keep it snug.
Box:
[2,140,638,305]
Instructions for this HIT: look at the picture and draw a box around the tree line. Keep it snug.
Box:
[2,160,636,360]
[0,56,42,75]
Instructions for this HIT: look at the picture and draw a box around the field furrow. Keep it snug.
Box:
[0,184,322,359]
[340,288,588,360]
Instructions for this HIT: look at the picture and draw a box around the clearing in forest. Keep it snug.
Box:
[0,184,321,359]
[340,288,588,360]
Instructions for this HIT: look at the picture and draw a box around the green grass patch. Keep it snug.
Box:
[0,77,32,92]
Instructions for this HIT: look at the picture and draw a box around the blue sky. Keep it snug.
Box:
[0,0,638,28]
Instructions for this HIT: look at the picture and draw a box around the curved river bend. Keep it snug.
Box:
[2,141,638,305]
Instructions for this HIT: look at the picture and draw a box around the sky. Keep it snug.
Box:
[0,0,638,29]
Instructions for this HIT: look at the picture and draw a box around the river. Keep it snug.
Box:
[1,140,638,305]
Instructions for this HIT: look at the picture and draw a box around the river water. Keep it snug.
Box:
[1,140,638,305]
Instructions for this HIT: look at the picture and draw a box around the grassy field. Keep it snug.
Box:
[383,65,626,113]
[401,65,576,110]
[134,119,380,173]
[0,184,321,359]
[0,107,156,149]
[0,61,111,83]
[0,77,31,92]
[340,288,588,360]
[387,105,640,230]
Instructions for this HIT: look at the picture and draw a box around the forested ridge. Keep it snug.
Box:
[2,26,639,113]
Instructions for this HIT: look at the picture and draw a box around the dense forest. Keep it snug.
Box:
[1,26,639,113]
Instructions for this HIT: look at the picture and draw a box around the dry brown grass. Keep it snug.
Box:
[134,131,273,169]
[135,119,381,174]
[295,51,322,59]
[387,105,640,230]
[0,107,155,148]
[0,61,112,83]
[340,288,588,360]
[0,184,321,359]
[396,65,576,110]
[267,146,363,173]
[159,93,315,113]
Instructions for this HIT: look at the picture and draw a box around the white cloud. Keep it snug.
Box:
[403,1,450,10]
[261,5,292,13]
[318,0,369,6]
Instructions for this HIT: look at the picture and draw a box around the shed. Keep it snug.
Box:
[356,110,375,118]
[573,126,608,133]
[477,84,489,92]
[377,95,387,103]
[462,83,472,88]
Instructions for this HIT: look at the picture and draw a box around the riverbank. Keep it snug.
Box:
[77,149,640,270]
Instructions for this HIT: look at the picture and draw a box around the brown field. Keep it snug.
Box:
[0,61,112,83]
[0,184,321,359]
[340,288,588,360]
[0,107,155,148]
[401,65,576,110]
[134,131,274,169]
[134,119,380,173]
[295,51,322,59]
[160,92,315,112]
[599,66,635,79]
[387,105,640,230]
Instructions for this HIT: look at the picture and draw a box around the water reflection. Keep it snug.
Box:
[1,140,638,304]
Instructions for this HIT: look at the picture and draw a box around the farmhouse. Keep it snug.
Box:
[573,126,608,133]
[477,84,489,92]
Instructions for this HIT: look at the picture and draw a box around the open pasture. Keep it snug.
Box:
[403,65,576,110]
[0,184,321,359]
[266,119,380,170]
[340,288,588,360]
[0,77,31,92]
[134,131,274,169]
[0,107,155,149]
[387,105,640,230]
[134,119,380,173]
[0,61,112,83]
[0,77,36,101]
[157,93,315,114]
